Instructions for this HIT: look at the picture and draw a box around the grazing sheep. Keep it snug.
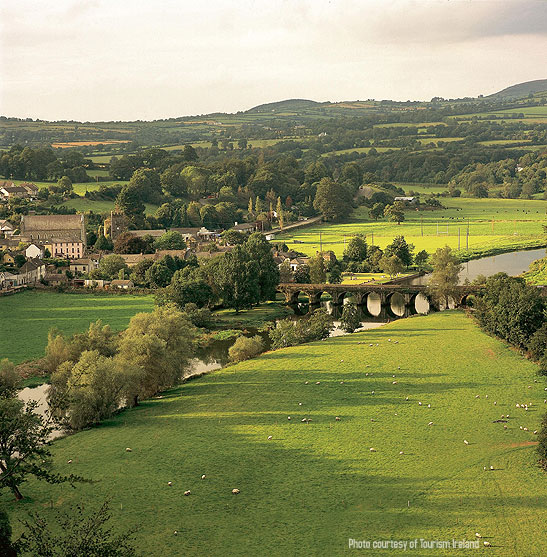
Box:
[494,402,497,405]
[418,402,422,406]
[485,395,488,398]
[365,373,369,376]
[335,416,341,421]
[516,404,520,408]
[523,427,528,432]
[67,459,72,464]
[483,466,487,471]
[464,440,469,445]
[483,541,491,547]
[201,475,206,479]
[475,533,481,538]
[301,418,307,422]
[340,359,344,362]
[288,416,291,420]
[232,488,240,495]
[371,418,375,422]
[534,430,538,434]
[168,481,173,486]
[340,381,344,384]
[371,391,375,394]
[405,396,409,401]
[316,381,321,385]
[520,426,523,430]
[476,395,480,399]
[392,374,396,378]
[503,425,508,429]
[268,435,273,440]
[428,421,434,426]
[305,381,309,385]
[369,447,376,452]
[299,402,302,406]
[427,404,431,408]
[392,381,398,384]
[125,448,132,452]
[399,451,404,455]
[174,531,178,536]
[184,490,191,496]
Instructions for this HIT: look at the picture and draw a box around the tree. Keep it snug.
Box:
[0,396,85,500]
[159,267,212,308]
[128,168,162,203]
[340,302,360,333]
[229,335,264,362]
[276,196,284,230]
[116,305,197,403]
[56,175,73,195]
[94,232,113,252]
[222,229,246,246]
[114,231,152,254]
[154,230,186,250]
[428,246,463,308]
[313,177,352,221]
[369,203,385,220]
[95,255,129,280]
[279,259,293,283]
[327,264,343,284]
[0,359,20,399]
[216,245,260,312]
[269,308,333,349]
[244,233,280,301]
[309,253,326,283]
[49,350,128,430]
[294,264,310,283]
[379,254,404,278]
[17,500,138,557]
[384,202,405,224]
[344,234,367,262]
[385,235,414,267]
[414,249,429,269]
[115,185,145,227]
[145,261,173,288]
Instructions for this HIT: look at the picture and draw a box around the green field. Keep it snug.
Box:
[3,311,546,555]
[277,198,547,259]
[0,291,154,364]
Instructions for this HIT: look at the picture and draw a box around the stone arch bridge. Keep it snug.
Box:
[277,283,479,319]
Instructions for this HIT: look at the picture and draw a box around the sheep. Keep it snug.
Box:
[427,404,431,408]
[288,416,291,420]
[493,401,497,405]
[168,481,173,486]
[520,426,523,430]
[298,402,303,406]
[476,395,480,399]
[340,381,344,384]
[125,448,132,452]
[475,533,481,538]
[392,374,396,378]
[232,488,240,495]
[340,359,344,362]
[483,541,492,547]
[316,381,321,385]
[399,451,404,455]
[67,459,73,464]
[268,435,273,440]
[335,416,341,421]
[503,425,508,429]
[174,531,178,536]
[418,402,422,406]
[184,490,191,496]
[523,427,528,432]
[405,396,409,401]
[371,418,375,422]
[392,381,398,385]
[485,395,488,399]
[304,381,309,385]
[371,391,375,394]
[301,418,307,422]
[463,440,469,445]
[428,421,434,426]
[516,404,520,408]
[201,475,206,479]
[369,447,376,452]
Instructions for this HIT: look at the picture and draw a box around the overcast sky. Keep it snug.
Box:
[1,0,546,121]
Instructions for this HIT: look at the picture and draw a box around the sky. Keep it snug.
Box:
[1,0,546,121]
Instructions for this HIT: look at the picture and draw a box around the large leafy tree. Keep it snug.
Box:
[313,177,352,221]
[244,233,280,301]
[344,234,367,262]
[385,235,414,267]
[428,246,463,308]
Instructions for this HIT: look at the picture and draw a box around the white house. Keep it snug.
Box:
[0,271,18,289]
[25,243,44,259]
[0,220,15,237]
[17,259,46,285]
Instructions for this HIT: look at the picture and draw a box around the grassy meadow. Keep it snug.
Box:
[277,197,547,259]
[3,311,547,555]
[0,291,154,364]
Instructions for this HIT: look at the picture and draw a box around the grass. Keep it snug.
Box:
[3,311,547,555]
[523,256,547,285]
[64,197,158,215]
[340,272,413,284]
[0,291,155,364]
[276,197,547,259]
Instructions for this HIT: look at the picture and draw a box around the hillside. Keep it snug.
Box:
[488,79,547,99]
[4,312,546,556]
[245,98,321,113]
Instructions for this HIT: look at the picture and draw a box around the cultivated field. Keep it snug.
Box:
[0,291,154,364]
[277,197,547,259]
[3,312,546,555]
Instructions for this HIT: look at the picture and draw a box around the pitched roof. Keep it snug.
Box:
[128,229,166,238]
[22,214,84,231]
[111,279,134,286]
[0,220,15,230]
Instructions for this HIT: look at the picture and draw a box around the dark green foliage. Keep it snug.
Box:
[385,235,414,267]
[17,500,138,557]
[294,264,310,283]
[0,509,16,557]
[269,308,333,349]
[309,253,326,283]
[475,274,545,349]
[244,233,280,301]
[229,335,264,362]
[340,302,361,333]
[313,177,353,221]
[527,322,547,361]
[158,267,212,308]
[344,234,367,262]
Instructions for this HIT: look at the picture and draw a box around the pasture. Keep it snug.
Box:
[0,291,154,364]
[3,312,546,555]
[276,197,547,259]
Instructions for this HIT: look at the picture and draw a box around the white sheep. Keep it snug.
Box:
[288,416,291,420]
[168,481,173,486]
[184,490,191,496]
[268,435,273,440]
[201,475,206,479]
[483,541,491,547]
[125,448,132,452]
[475,533,481,538]
[316,381,321,385]
[418,402,422,406]
[369,447,376,452]
[335,416,341,421]
[232,488,240,494]
[67,459,73,464]
[428,421,434,426]
[464,440,469,445]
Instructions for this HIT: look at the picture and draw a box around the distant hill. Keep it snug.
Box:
[245,99,321,113]
[487,79,547,99]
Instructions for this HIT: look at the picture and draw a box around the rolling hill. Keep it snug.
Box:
[488,79,547,99]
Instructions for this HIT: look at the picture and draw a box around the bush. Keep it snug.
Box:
[341,302,361,333]
[528,322,547,361]
[182,303,213,328]
[229,335,264,362]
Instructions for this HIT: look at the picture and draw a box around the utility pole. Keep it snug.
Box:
[458,227,460,250]
[436,222,439,236]
[371,231,374,246]
[421,216,423,237]
[319,231,322,253]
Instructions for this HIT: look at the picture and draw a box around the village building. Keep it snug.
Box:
[25,243,45,259]
[20,214,86,245]
[17,258,46,285]
[0,271,18,289]
[0,219,15,237]
[45,239,85,259]
[70,258,95,275]
[110,279,134,289]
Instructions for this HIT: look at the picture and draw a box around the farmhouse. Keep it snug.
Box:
[110,279,134,289]
[0,271,18,289]
[232,222,259,234]
[0,181,38,201]
[17,259,46,285]
[394,196,417,204]
[70,258,95,275]
[21,214,86,244]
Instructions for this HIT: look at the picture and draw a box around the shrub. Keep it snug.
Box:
[269,308,333,349]
[528,323,547,361]
[229,335,264,362]
[341,302,361,333]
